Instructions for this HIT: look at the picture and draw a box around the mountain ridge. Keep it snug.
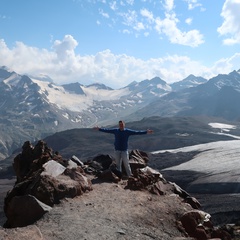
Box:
[0,66,240,160]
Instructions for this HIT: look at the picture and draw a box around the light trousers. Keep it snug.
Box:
[115,150,132,177]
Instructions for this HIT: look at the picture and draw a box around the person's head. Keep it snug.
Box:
[118,120,125,130]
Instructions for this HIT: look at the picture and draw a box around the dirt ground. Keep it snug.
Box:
[0,176,195,240]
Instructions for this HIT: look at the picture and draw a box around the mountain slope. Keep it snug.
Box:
[127,70,240,122]
[1,66,240,160]
[0,67,173,159]
[38,116,240,161]
[170,74,207,91]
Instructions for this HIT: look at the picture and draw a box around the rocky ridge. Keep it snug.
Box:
[0,141,239,239]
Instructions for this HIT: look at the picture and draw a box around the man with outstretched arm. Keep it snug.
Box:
[94,120,153,178]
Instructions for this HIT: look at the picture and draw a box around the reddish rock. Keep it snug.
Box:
[4,195,52,228]
[4,140,92,228]
[129,149,149,171]
[180,210,212,240]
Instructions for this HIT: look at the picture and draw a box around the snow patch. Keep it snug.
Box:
[62,113,69,119]
[32,79,130,112]
[209,122,236,131]
[152,140,240,181]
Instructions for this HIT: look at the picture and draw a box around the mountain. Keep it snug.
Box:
[126,76,171,94]
[0,66,240,160]
[27,73,54,83]
[61,82,85,95]
[86,82,113,90]
[170,74,207,91]
[126,70,240,122]
[177,70,240,119]
[0,67,172,159]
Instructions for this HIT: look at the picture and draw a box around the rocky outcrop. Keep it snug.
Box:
[83,151,234,240]
[83,150,150,182]
[180,210,231,240]
[4,140,92,228]
[2,141,237,239]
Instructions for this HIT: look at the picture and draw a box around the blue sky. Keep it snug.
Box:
[0,0,240,88]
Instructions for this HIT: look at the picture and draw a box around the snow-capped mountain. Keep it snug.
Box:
[126,69,240,122]
[0,67,173,159]
[170,74,207,91]
[27,73,54,83]
[0,66,240,160]
[0,67,173,130]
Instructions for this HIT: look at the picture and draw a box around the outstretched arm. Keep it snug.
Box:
[93,126,116,134]
[126,128,153,135]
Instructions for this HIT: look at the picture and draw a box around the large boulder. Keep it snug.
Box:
[84,154,114,175]
[4,195,52,228]
[13,140,53,183]
[129,149,149,171]
[84,154,123,182]
[180,210,231,240]
[4,140,92,228]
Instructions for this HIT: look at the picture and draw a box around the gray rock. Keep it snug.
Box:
[4,195,52,228]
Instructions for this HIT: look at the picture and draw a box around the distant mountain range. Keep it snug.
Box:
[0,65,240,160]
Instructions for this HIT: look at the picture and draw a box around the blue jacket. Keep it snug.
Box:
[99,128,147,151]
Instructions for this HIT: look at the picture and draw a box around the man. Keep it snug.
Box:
[94,120,153,177]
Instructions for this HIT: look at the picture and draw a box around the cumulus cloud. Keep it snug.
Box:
[156,0,204,47]
[211,53,240,74]
[217,0,240,45]
[155,13,204,47]
[164,0,175,12]
[52,35,78,61]
[0,35,239,89]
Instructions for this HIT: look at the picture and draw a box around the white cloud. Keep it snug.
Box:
[0,35,239,89]
[218,0,240,45]
[134,21,145,31]
[155,13,204,47]
[126,0,134,5]
[52,35,78,61]
[155,0,204,47]
[183,0,202,10]
[99,8,109,18]
[121,10,138,27]
[94,0,204,47]
[185,17,192,25]
[122,29,131,34]
[211,53,240,74]
[109,1,117,11]
[140,8,154,23]
[164,0,175,12]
